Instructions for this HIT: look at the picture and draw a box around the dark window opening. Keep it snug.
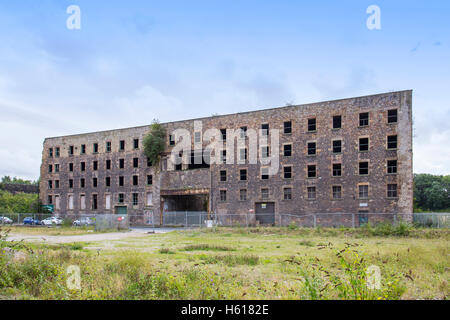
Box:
[359,162,369,175]
[119,159,125,169]
[69,145,74,155]
[92,195,98,210]
[93,161,98,171]
[106,177,111,187]
[333,163,342,177]
[308,118,316,132]
[261,188,269,199]
[106,160,111,170]
[147,157,152,167]
[220,190,227,202]
[220,129,227,141]
[333,115,342,129]
[147,175,153,185]
[240,189,247,201]
[69,163,73,172]
[387,184,398,198]
[93,143,98,153]
[48,165,53,173]
[80,178,85,188]
[81,162,86,172]
[134,139,139,149]
[284,188,292,200]
[55,147,60,157]
[118,193,124,203]
[261,168,269,180]
[240,169,247,181]
[106,141,111,152]
[240,126,247,139]
[307,186,316,200]
[359,137,369,152]
[261,123,269,136]
[133,175,138,186]
[284,144,292,157]
[81,144,86,154]
[119,140,125,151]
[49,148,53,157]
[133,193,139,206]
[359,112,369,126]
[284,121,292,134]
[169,134,175,145]
[387,135,397,149]
[69,179,73,189]
[388,109,398,123]
[332,186,342,199]
[284,166,292,179]
[188,150,210,169]
[133,158,139,168]
[308,165,316,178]
[220,170,227,182]
[308,142,316,155]
[92,177,97,188]
[119,176,124,187]
[333,140,342,153]
[359,185,369,199]
[387,160,397,174]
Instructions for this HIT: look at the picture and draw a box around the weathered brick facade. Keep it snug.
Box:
[40,90,413,225]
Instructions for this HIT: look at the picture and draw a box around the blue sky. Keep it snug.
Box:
[0,0,449,180]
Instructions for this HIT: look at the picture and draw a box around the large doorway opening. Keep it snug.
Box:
[255,202,275,225]
[162,194,209,226]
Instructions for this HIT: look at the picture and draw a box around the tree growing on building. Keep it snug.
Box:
[143,119,166,167]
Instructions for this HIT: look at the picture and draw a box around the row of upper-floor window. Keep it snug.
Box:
[219,159,398,182]
[47,174,153,190]
[47,134,398,174]
[218,183,399,202]
[47,109,399,157]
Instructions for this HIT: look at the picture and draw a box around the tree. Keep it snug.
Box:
[143,120,167,167]
[1,176,38,185]
[414,174,450,211]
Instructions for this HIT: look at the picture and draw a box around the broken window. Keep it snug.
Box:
[333,163,342,177]
[169,134,176,146]
[48,164,53,173]
[92,177,97,188]
[93,143,98,153]
[359,137,369,152]
[240,169,247,181]
[133,175,138,186]
[48,180,52,189]
[132,193,139,206]
[261,188,269,199]
[359,112,369,126]
[388,109,398,123]
[359,185,369,199]
[134,139,139,149]
[220,190,227,202]
[240,126,247,139]
[220,129,227,141]
[307,165,316,178]
[118,193,124,203]
[284,121,292,134]
[80,178,85,188]
[284,166,292,179]
[106,141,111,152]
[69,163,73,172]
[81,162,86,171]
[283,187,292,200]
[359,162,369,175]
[220,170,227,182]
[261,167,269,180]
[93,161,98,171]
[387,160,397,174]
[92,194,98,210]
[284,144,292,157]
[133,158,139,168]
[119,176,124,186]
[307,186,316,200]
[49,148,53,157]
[147,157,152,167]
[387,135,397,149]
[55,147,60,158]
[55,180,59,189]
[105,177,111,187]
[240,189,247,201]
[69,179,73,189]
[308,118,316,132]
[119,159,125,169]
[333,115,342,129]
[81,144,86,154]
[48,195,53,204]
[332,186,342,199]
[333,140,342,153]
[308,142,316,155]
[387,184,398,198]
[147,175,153,185]
[119,140,125,151]
[261,123,269,136]
[106,160,111,170]
[55,164,59,173]
[69,145,74,156]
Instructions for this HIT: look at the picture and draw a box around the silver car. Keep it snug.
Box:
[0,216,13,224]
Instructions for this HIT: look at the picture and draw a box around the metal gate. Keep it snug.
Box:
[255,202,275,225]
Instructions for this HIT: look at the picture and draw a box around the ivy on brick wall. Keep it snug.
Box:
[143,119,166,167]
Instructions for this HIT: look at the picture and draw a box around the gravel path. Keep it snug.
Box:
[5,227,177,244]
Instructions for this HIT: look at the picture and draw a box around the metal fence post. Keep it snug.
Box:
[279,214,282,227]
[313,214,317,228]
[352,214,355,228]
[246,213,248,228]
[185,211,188,229]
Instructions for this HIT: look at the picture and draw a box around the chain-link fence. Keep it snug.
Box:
[1,212,448,229]
[413,212,450,228]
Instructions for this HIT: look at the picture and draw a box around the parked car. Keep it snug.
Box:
[41,216,63,226]
[73,217,94,227]
[51,217,63,225]
[0,216,13,224]
[23,217,40,225]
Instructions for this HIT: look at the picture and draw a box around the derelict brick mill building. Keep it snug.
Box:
[39,90,413,226]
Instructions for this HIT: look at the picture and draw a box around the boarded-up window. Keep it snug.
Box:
[55,195,60,210]
[80,195,86,210]
[147,192,153,206]
[68,195,74,210]
[105,194,111,210]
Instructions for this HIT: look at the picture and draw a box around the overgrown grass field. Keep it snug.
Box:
[1,224,448,300]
